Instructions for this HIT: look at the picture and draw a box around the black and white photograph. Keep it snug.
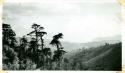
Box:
[2,0,122,71]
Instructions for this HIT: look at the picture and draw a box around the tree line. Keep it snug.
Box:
[2,23,67,70]
[2,23,121,70]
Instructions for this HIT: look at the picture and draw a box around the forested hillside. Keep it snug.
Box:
[2,23,121,70]
[67,43,121,70]
[2,23,67,70]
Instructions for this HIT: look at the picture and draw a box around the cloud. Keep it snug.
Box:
[3,2,121,43]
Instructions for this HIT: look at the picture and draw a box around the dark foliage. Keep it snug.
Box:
[2,23,121,70]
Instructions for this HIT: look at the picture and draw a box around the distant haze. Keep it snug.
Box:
[3,0,121,43]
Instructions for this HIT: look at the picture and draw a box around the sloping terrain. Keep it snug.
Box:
[68,43,121,70]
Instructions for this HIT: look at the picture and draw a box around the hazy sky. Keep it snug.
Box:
[3,0,121,43]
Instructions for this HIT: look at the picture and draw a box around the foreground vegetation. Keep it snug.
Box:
[2,23,121,70]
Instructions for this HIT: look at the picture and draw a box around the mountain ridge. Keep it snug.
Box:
[16,35,121,52]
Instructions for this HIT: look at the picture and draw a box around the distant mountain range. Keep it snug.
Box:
[81,35,121,47]
[16,35,121,52]
[61,35,121,52]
